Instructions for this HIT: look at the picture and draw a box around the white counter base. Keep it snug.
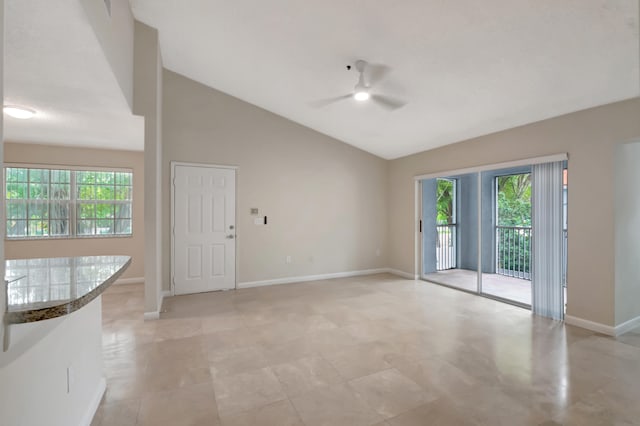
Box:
[0,296,105,426]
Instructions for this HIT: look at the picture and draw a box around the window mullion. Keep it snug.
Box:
[113,177,116,233]
[48,169,52,238]
[71,170,77,237]
[27,169,32,237]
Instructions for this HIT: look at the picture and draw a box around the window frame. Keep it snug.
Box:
[4,163,134,240]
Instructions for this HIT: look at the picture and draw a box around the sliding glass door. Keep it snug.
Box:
[420,158,567,317]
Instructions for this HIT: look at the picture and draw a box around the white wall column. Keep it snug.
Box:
[614,140,640,334]
[0,0,5,345]
[133,21,164,318]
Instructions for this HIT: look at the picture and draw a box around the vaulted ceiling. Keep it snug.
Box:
[131,0,639,159]
[4,1,638,157]
[4,0,143,151]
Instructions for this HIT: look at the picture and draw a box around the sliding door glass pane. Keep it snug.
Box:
[422,172,479,293]
[480,166,532,306]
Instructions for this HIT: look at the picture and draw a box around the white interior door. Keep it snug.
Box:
[173,164,236,295]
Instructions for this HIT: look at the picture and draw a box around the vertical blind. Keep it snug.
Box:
[531,161,565,320]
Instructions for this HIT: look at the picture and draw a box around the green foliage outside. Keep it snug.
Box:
[496,173,531,276]
[436,179,454,225]
[5,168,132,237]
[496,174,531,227]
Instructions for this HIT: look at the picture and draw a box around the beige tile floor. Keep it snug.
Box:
[92,274,640,426]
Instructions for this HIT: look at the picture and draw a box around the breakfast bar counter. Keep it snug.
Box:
[4,255,131,325]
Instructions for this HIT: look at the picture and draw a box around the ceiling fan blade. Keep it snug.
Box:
[309,94,352,108]
[371,94,406,111]
[367,63,392,86]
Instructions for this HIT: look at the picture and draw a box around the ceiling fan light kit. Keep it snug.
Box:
[310,59,406,110]
[353,59,370,101]
[354,89,370,101]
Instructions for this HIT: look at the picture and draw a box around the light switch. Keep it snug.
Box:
[254,217,263,225]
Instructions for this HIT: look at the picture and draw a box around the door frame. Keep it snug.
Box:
[414,153,568,279]
[170,161,239,296]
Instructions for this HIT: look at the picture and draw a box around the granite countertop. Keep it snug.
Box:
[4,255,131,324]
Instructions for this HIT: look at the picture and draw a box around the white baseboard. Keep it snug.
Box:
[143,311,160,321]
[238,268,389,289]
[114,277,144,285]
[387,269,418,280]
[615,314,640,336]
[566,314,640,337]
[143,290,171,321]
[80,377,106,426]
[565,315,616,336]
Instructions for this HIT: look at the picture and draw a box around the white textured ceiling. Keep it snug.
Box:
[4,0,143,151]
[132,0,639,159]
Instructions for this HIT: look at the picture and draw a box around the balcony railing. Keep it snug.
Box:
[436,224,456,271]
[434,224,563,282]
[496,226,531,280]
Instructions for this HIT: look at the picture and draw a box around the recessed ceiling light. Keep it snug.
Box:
[4,105,36,119]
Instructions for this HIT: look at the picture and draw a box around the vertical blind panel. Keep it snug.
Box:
[531,161,565,320]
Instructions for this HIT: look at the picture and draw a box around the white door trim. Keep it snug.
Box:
[171,160,239,170]
[170,161,238,296]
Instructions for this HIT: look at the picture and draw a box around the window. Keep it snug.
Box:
[5,166,133,239]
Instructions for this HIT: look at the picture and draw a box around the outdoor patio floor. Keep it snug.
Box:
[423,268,532,306]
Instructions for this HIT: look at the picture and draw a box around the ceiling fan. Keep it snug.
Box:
[311,60,407,111]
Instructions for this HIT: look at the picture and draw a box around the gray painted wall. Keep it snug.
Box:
[161,70,388,287]
[456,173,480,271]
[480,171,494,272]
[421,173,480,273]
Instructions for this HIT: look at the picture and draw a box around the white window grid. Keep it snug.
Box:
[5,166,133,239]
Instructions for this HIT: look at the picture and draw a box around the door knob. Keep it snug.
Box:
[226,234,235,239]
